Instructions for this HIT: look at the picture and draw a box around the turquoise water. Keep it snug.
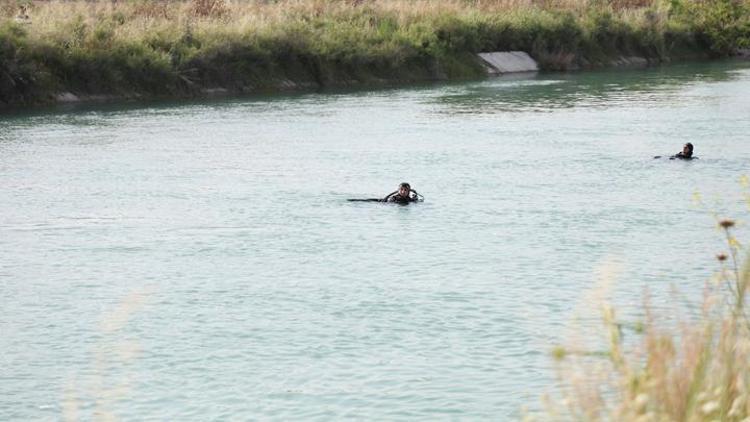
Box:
[2,61,750,420]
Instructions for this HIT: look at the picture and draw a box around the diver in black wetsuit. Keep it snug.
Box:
[670,142,697,160]
[347,182,424,203]
[383,182,422,204]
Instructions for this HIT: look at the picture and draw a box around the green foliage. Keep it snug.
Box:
[679,0,750,55]
[0,21,50,105]
[1,0,749,107]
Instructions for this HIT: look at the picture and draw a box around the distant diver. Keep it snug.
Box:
[654,143,698,160]
[671,142,697,160]
[347,182,424,204]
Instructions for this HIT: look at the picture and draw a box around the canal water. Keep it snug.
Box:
[2,60,749,420]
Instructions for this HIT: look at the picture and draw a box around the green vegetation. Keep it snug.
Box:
[1,0,749,107]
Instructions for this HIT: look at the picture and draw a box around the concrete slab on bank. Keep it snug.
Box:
[478,51,538,75]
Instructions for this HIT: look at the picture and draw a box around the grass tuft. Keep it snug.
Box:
[538,205,750,421]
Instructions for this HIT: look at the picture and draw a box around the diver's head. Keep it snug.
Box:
[683,142,694,157]
[398,182,411,197]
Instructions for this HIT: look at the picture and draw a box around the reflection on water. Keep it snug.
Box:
[434,61,750,113]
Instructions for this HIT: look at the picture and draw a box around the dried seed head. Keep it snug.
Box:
[719,219,736,229]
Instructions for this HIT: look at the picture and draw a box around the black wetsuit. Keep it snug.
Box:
[670,152,697,160]
[386,194,418,204]
[348,190,422,203]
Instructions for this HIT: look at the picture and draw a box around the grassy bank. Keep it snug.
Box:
[1,0,749,108]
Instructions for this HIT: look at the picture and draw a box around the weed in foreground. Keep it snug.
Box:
[536,199,750,420]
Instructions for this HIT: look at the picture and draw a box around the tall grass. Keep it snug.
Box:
[540,192,750,420]
[1,0,749,106]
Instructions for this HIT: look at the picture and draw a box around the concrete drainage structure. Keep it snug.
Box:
[478,51,539,75]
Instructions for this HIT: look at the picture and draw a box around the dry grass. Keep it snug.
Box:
[538,207,750,421]
[2,0,747,45]
[2,0,653,37]
[0,0,676,59]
